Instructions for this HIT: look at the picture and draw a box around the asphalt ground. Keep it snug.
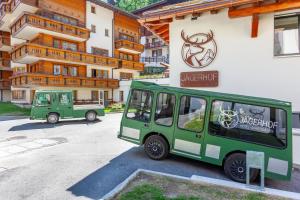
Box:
[0,114,299,200]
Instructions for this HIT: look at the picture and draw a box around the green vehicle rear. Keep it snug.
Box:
[30,90,105,124]
[118,81,292,182]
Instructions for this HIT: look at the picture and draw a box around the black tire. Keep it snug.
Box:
[144,135,169,160]
[86,111,97,122]
[224,153,259,183]
[47,113,59,124]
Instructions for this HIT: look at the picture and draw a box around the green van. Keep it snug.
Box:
[118,81,292,182]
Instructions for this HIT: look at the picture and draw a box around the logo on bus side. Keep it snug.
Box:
[181,30,217,68]
[218,108,279,131]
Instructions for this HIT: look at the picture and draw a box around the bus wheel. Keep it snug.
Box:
[144,135,169,160]
[47,113,59,124]
[86,111,97,122]
[224,153,258,183]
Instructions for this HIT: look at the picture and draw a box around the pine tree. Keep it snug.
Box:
[115,0,161,12]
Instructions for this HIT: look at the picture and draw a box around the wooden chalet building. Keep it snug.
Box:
[0,0,144,105]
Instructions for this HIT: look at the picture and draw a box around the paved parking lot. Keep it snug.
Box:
[0,114,299,200]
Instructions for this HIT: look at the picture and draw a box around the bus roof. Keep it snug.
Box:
[131,81,291,107]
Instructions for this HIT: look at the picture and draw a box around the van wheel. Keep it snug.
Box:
[47,113,59,124]
[144,135,169,160]
[224,153,259,183]
[86,111,97,122]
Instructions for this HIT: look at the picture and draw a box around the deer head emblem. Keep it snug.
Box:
[181,30,217,68]
[218,107,239,129]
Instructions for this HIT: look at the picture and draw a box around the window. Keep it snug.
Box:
[62,41,77,51]
[12,90,26,100]
[178,96,206,132]
[91,6,96,14]
[53,39,60,49]
[155,93,176,126]
[59,93,70,105]
[105,29,109,37]
[126,90,152,122]
[92,47,109,56]
[91,91,98,101]
[70,67,77,76]
[209,100,287,148]
[54,65,61,75]
[274,15,300,56]
[53,13,77,26]
[91,25,96,33]
[293,113,300,129]
[152,49,162,57]
[36,93,51,106]
[119,33,134,42]
[62,66,68,76]
[120,91,124,102]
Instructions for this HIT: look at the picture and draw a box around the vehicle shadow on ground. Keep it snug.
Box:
[67,147,300,199]
[67,147,225,200]
[8,119,102,132]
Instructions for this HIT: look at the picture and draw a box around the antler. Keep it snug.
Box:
[181,30,199,45]
[181,30,214,45]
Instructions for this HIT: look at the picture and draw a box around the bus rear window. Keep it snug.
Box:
[126,90,152,122]
[209,100,287,148]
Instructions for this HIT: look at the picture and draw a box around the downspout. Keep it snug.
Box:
[112,15,115,103]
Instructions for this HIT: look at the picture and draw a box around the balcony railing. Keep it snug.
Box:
[11,43,119,67]
[11,73,119,89]
[115,39,144,53]
[141,56,169,64]
[0,0,32,20]
[145,41,166,49]
[0,79,10,89]
[120,60,144,71]
[11,13,90,40]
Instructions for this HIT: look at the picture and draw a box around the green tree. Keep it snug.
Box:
[115,0,161,12]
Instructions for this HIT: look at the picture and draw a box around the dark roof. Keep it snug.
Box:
[87,0,139,19]
[132,0,189,15]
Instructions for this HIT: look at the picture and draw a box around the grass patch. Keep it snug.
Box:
[0,102,31,116]
[114,173,286,200]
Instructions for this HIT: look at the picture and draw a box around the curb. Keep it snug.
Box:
[100,169,300,200]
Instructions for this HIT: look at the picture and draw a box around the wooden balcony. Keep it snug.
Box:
[11,43,119,67]
[0,79,10,89]
[0,35,10,51]
[11,13,90,42]
[115,39,144,54]
[120,60,144,71]
[0,0,38,31]
[11,73,119,89]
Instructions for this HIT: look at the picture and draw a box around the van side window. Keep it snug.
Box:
[209,100,287,148]
[155,93,176,126]
[126,90,152,122]
[178,96,206,132]
[36,93,51,106]
[59,93,71,105]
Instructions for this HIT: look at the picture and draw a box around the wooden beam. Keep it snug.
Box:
[175,15,185,20]
[251,14,259,38]
[229,0,300,18]
[156,26,169,35]
[192,12,202,17]
[210,10,219,14]
[159,30,169,38]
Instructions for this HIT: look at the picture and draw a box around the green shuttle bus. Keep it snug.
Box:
[118,81,292,182]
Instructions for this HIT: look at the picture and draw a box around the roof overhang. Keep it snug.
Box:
[139,0,300,43]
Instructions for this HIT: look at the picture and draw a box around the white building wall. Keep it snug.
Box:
[0,90,11,102]
[170,9,300,111]
[86,1,114,56]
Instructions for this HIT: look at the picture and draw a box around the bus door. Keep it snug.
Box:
[58,93,73,118]
[121,89,153,143]
[172,95,208,159]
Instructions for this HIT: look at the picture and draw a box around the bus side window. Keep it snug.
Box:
[178,96,206,132]
[208,100,287,148]
[36,93,51,106]
[155,93,176,126]
[126,90,152,122]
